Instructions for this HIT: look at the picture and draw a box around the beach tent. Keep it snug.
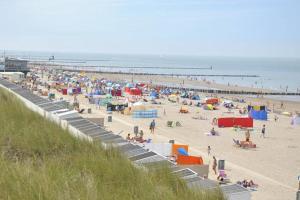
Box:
[61,88,67,95]
[150,91,158,99]
[206,98,219,105]
[168,94,177,102]
[129,88,142,96]
[181,92,189,98]
[248,105,268,120]
[203,104,214,110]
[291,114,300,125]
[247,105,266,112]
[249,109,268,120]
[192,95,200,100]
[161,89,172,95]
[180,106,189,113]
[111,89,122,97]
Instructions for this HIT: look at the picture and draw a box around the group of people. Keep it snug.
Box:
[126,119,156,142]
[126,130,146,143]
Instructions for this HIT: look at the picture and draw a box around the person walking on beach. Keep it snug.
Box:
[207,146,211,156]
[261,124,266,138]
[149,119,156,134]
[212,156,217,175]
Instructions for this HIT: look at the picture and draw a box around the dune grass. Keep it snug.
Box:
[0,88,224,200]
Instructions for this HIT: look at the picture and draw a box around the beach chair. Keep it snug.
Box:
[167,121,174,127]
[176,121,182,127]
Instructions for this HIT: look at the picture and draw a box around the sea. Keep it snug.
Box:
[2,51,300,101]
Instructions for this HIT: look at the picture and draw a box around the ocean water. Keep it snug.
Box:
[3,51,300,93]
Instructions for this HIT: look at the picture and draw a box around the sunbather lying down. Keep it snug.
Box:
[237,180,258,189]
[233,139,256,148]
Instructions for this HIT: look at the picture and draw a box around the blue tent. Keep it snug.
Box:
[192,95,200,100]
[150,91,158,98]
[249,109,268,120]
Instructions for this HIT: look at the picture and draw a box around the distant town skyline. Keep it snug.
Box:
[0,0,299,58]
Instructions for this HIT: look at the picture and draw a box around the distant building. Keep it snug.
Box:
[3,58,30,73]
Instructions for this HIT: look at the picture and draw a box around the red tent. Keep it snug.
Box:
[129,88,142,96]
[206,98,219,105]
[111,89,122,96]
[125,87,131,93]
[61,88,67,95]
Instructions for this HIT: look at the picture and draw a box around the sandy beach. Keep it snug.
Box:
[30,70,300,200]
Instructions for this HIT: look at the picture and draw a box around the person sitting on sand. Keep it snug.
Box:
[237,180,257,188]
[210,127,217,136]
[126,133,131,141]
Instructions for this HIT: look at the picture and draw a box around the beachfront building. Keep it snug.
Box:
[3,58,30,74]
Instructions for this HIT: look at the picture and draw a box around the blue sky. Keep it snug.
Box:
[0,0,299,57]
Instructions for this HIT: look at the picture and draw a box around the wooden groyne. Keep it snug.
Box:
[155,84,300,96]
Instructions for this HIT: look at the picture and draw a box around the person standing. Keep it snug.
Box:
[207,146,211,156]
[261,124,266,138]
[212,156,217,175]
[149,119,156,134]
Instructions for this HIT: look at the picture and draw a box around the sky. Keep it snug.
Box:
[0,0,299,57]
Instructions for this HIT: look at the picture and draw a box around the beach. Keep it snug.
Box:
[26,69,300,200]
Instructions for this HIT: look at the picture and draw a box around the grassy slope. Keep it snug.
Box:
[0,89,224,200]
